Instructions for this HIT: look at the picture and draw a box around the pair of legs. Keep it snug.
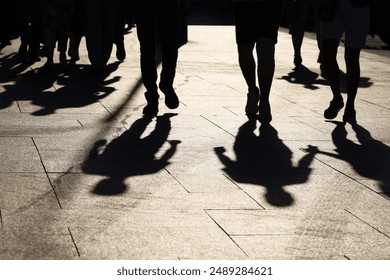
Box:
[285,0,313,66]
[237,38,275,122]
[322,39,361,121]
[84,0,120,72]
[135,0,179,116]
[321,0,369,123]
[40,0,75,68]
[234,0,282,122]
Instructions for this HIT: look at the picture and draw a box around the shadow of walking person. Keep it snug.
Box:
[320,121,390,197]
[83,113,180,195]
[31,62,121,116]
[279,64,327,90]
[214,119,318,207]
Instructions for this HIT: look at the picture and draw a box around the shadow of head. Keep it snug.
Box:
[91,178,127,196]
[266,187,294,207]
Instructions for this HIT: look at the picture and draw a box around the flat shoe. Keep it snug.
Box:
[324,99,344,119]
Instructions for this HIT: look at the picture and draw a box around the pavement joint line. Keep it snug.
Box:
[204,209,249,257]
[163,167,190,193]
[222,106,239,116]
[68,227,81,258]
[344,209,390,239]
[31,136,63,209]
[0,209,3,227]
[223,174,266,210]
[200,115,235,138]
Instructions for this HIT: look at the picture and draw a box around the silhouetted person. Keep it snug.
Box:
[114,0,133,61]
[134,0,180,116]
[15,0,42,63]
[284,0,322,66]
[84,0,121,73]
[233,0,283,122]
[0,1,15,48]
[321,0,370,123]
[214,120,318,207]
[40,0,75,69]
[68,0,86,65]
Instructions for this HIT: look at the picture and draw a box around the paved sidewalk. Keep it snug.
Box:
[0,20,389,259]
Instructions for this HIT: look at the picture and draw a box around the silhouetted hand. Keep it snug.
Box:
[168,140,181,146]
[214,146,226,154]
[301,145,319,154]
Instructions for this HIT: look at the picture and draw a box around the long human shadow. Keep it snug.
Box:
[279,65,374,92]
[82,113,180,195]
[214,119,318,207]
[31,63,121,115]
[319,121,390,197]
[0,52,120,114]
[279,64,328,90]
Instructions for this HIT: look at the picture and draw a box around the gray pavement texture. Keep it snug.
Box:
[0,19,390,259]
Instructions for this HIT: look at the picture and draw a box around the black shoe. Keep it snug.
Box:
[116,41,126,61]
[324,99,344,119]
[142,92,159,116]
[258,100,272,123]
[245,88,260,116]
[343,108,356,124]
[159,83,179,109]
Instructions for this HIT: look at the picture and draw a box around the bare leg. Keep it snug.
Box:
[237,43,259,116]
[322,39,344,119]
[256,38,275,122]
[343,46,361,122]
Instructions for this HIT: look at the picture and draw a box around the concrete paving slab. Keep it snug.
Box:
[0,173,59,209]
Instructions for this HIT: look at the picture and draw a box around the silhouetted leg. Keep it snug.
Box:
[257,38,275,122]
[158,1,179,109]
[136,16,158,93]
[136,9,159,115]
[237,43,256,92]
[84,0,105,71]
[101,0,119,65]
[322,39,344,119]
[343,46,361,122]
[238,43,260,116]
[114,0,128,61]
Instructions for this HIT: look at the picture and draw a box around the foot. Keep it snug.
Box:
[245,88,260,116]
[159,83,179,109]
[142,91,159,116]
[116,41,126,61]
[258,100,272,123]
[59,53,67,67]
[324,99,344,119]
[343,108,356,124]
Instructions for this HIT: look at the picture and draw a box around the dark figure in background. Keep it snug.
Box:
[134,0,180,116]
[114,0,133,61]
[40,0,75,69]
[68,0,86,65]
[321,0,370,123]
[84,0,120,73]
[284,0,322,66]
[16,0,42,63]
[233,0,283,122]
[0,1,15,48]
